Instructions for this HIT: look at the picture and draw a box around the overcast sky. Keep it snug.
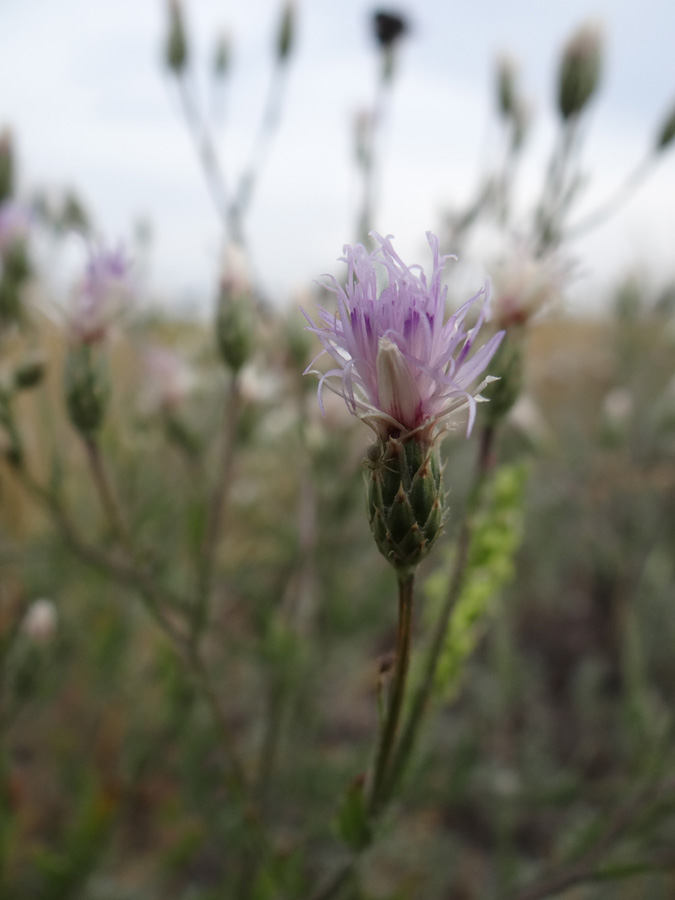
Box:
[2,0,675,314]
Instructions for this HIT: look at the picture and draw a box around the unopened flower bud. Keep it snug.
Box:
[65,344,109,435]
[165,0,188,74]
[0,128,14,203]
[216,276,255,374]
[482,336,523,425]
[14,353,45,390]
[276,2,295,63]
[655,101,675,152]
[372,9,407,49]
[557,21,602,121]
[496,54,518,120]
[367,436,444,575]
[372,9,409,82]
[284,309,313,371]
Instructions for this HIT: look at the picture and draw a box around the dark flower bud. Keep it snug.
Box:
[372,9,408,48]
[557,21,602,121]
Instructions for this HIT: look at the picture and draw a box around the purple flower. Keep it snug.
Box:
[304,232,504,441]
[69,244,133,344]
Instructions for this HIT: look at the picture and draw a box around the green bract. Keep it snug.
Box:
[366,437,444,574]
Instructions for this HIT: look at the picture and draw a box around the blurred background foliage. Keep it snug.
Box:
[1,3,675,899]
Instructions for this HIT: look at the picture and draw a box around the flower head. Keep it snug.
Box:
[141,345,195,415]
[68,243,133,344]
[491,244,564,329]
[304,232,504,442]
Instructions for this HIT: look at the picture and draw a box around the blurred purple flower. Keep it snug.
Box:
[69,243,133,344]
[304,232,504,441]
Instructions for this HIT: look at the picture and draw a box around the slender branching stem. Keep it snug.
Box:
[565,154,656,241]
[192,374,242,643]
[513,780,675,900]
[82,435,131,549]
[368,570,415,814]
[176,73,232,237]
[11,453,250,795]
[307,863,356,900]
[232,60,290,238]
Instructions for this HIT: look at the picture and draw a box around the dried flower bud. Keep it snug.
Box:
[557,21,602,121]
[21,598,58,643]
[655,101,675,152]
[276,2,295,63]
[165,0,188,74]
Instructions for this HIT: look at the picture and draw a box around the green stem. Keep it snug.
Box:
[368,570,415,814]
[192,375,241,643]
[565,154,656,241]
[83,435,131,548]
[384,424,496,798]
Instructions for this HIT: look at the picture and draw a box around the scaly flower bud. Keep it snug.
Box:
[557,21,602,121]
[216,249,255,373]
[367,436,443,574]
[64,343,109,435]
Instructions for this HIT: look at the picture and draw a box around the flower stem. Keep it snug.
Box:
[384,424,496,798]
[368,570,415,814]
[192,374,241,644]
